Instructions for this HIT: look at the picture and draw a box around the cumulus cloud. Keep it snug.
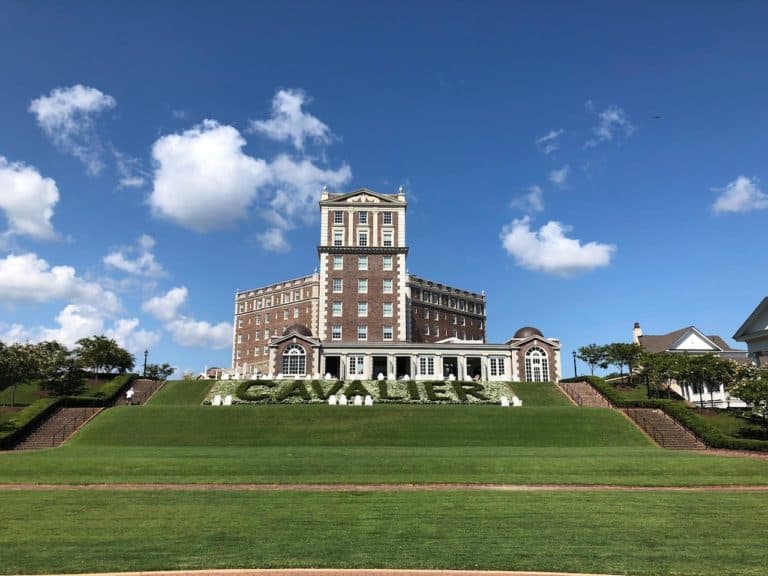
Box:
[549,165,570,186]
[143,286,230,348]
[712,176,768,214]
[29,84,116,174]
[104,234,164,277]
[585,103,634,148]
[113,148,148,189]
[0,253,120,313]
[500,217,616,276]
[149,120,271,232]
[510,185,544,213]
[0,156,59,239]
[39,304,106,347]
[258,228,290,253]
[249,89,332,150]
[535,129,564,154]
[149,93,351,250]
[106,317,160,355]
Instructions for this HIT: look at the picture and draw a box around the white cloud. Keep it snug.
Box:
[510,185,544,213]
[267,154,352,224]
[142,286,187,322]
[105,317,160,356]
[103,234,164,277]
[143,286,230,348]
[549,165,570,186]
[249,89,332,151]
[535,129,564,154]
[500,217,616,276]
[39,304,105,347]
[0,253,120,313]
[712,176,768,214]
[113,148,148,189]
[29,84,116,174]
[149,120,271,232]
[0,156,59,240]
[585,104,634,147]
[258,228,290,252]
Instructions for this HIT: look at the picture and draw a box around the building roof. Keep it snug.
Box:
[513,326,543,339]
[638,325,742,353]
[733,297,768,341]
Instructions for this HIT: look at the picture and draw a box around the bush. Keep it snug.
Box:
[236,380,277,402]
[574,375,768,452]
[0,397,61,449]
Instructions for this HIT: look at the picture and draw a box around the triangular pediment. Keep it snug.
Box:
[734,297,768,341]
[323,188,403,205]
[669,327,721,352]
[268,332,319,347]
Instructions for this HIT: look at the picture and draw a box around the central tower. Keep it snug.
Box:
[317,187,409,343]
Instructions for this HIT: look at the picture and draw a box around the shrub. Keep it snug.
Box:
[276,380,312,402]
[310,380,343,400]
[236,380,277,402]
[0,397,61,449]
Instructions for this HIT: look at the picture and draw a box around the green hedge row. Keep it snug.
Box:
[0,373,138,450]
[572,376,768,452]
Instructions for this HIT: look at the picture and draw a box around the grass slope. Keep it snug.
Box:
[1,490,767,576]
[3,405,768,485]
[148,380,214,406]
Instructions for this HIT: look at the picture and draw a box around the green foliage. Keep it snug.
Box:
[236,380,277,402]
[310,380,343,400]
[452,381,490,402]
[144,363,175,381]
[344,380,371,398]
[0,397,61,449]
[729,370,768,429]
[276,380,312,401]
[75,335,135,376]
[576,343,610,375]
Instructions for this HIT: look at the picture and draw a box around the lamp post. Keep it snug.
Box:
[572,350,578,378]
[143,349,148,378]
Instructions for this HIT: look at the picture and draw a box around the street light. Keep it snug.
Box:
[143,349,148,378]
[572,350,578,379]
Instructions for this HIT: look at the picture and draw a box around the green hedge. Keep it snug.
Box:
[0,398,62,449]
[65,373,138,406]
[571,376,768,452]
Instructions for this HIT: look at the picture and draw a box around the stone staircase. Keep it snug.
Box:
[623,408,705,450]
[114,378,165,406]
[559,380,613,408]
[14,406,101,450]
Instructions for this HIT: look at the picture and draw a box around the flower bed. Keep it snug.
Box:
[204,379,516,405]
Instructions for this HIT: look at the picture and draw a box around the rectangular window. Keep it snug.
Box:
[434,310,439,321]
[358,211,368,224]
[255,315,260,325]
[349,355,365,375]
[358,279,368,293]
[331,325,342,340]
[383,325,393,340]
[334,211,343,224]
[265,297,272,307]
[424,324,430,336]
[237,318,243,328]
[419,356,435,376]
[490,357,506,377]
[257,299,263,309]
[422,290,429,302]
[459,299,466,311]
[238,303,245,313]
[452,314,457,324]
[333,278,342,293]
[358,230,368,247]
[424,308,430,319]
[450,297,457,308]
[294,306,299,318]
[333,229,343,246]
[435,326,440,337]
[358,256,368,271]
[358,302,368,317]
[461,317,466,326]
[294,290,301,301]
[383,230,393,247]
[333,256,343,270]
[264,329,269,340]
[237,334,242,343]
[283,309,289,320]
[383,211,392,224]
[357,325,368,340]
[332,301,342,317]
[432,293,438,304]
[265,312,270,322]
[263,346,268,356]
[452,328,458,338]
[383,302,393,317]
[383,255,393,271]
[383,279,393,293]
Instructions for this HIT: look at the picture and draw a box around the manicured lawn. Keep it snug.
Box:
[509,381,572,405]
[1,490,767,576]
[148,379,214,406]
[696,408,768,440]
[0,382,43,406]
[2,405,768,486]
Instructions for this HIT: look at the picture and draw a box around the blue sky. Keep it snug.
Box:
[1,1,766,376]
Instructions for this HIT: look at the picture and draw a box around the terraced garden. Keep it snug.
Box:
[1,380,767,576]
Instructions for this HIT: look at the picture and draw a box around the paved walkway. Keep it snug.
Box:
[1,482,767,492]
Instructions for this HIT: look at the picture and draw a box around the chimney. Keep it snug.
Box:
[632,322,643,344]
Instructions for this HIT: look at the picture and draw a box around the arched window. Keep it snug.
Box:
[524,347,549,382]
[281,344,306,376]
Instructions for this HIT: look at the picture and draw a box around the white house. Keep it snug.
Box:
[733,297,768,368]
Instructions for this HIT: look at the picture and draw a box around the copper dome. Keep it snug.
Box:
[513,326,543,339]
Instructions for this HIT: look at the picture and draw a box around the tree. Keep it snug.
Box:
[605,343,644,384]
[576,344,609,376]
[0,342,39,407]
[144,363,175,381]
[728,369,768,429]
[74,336,135,378]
